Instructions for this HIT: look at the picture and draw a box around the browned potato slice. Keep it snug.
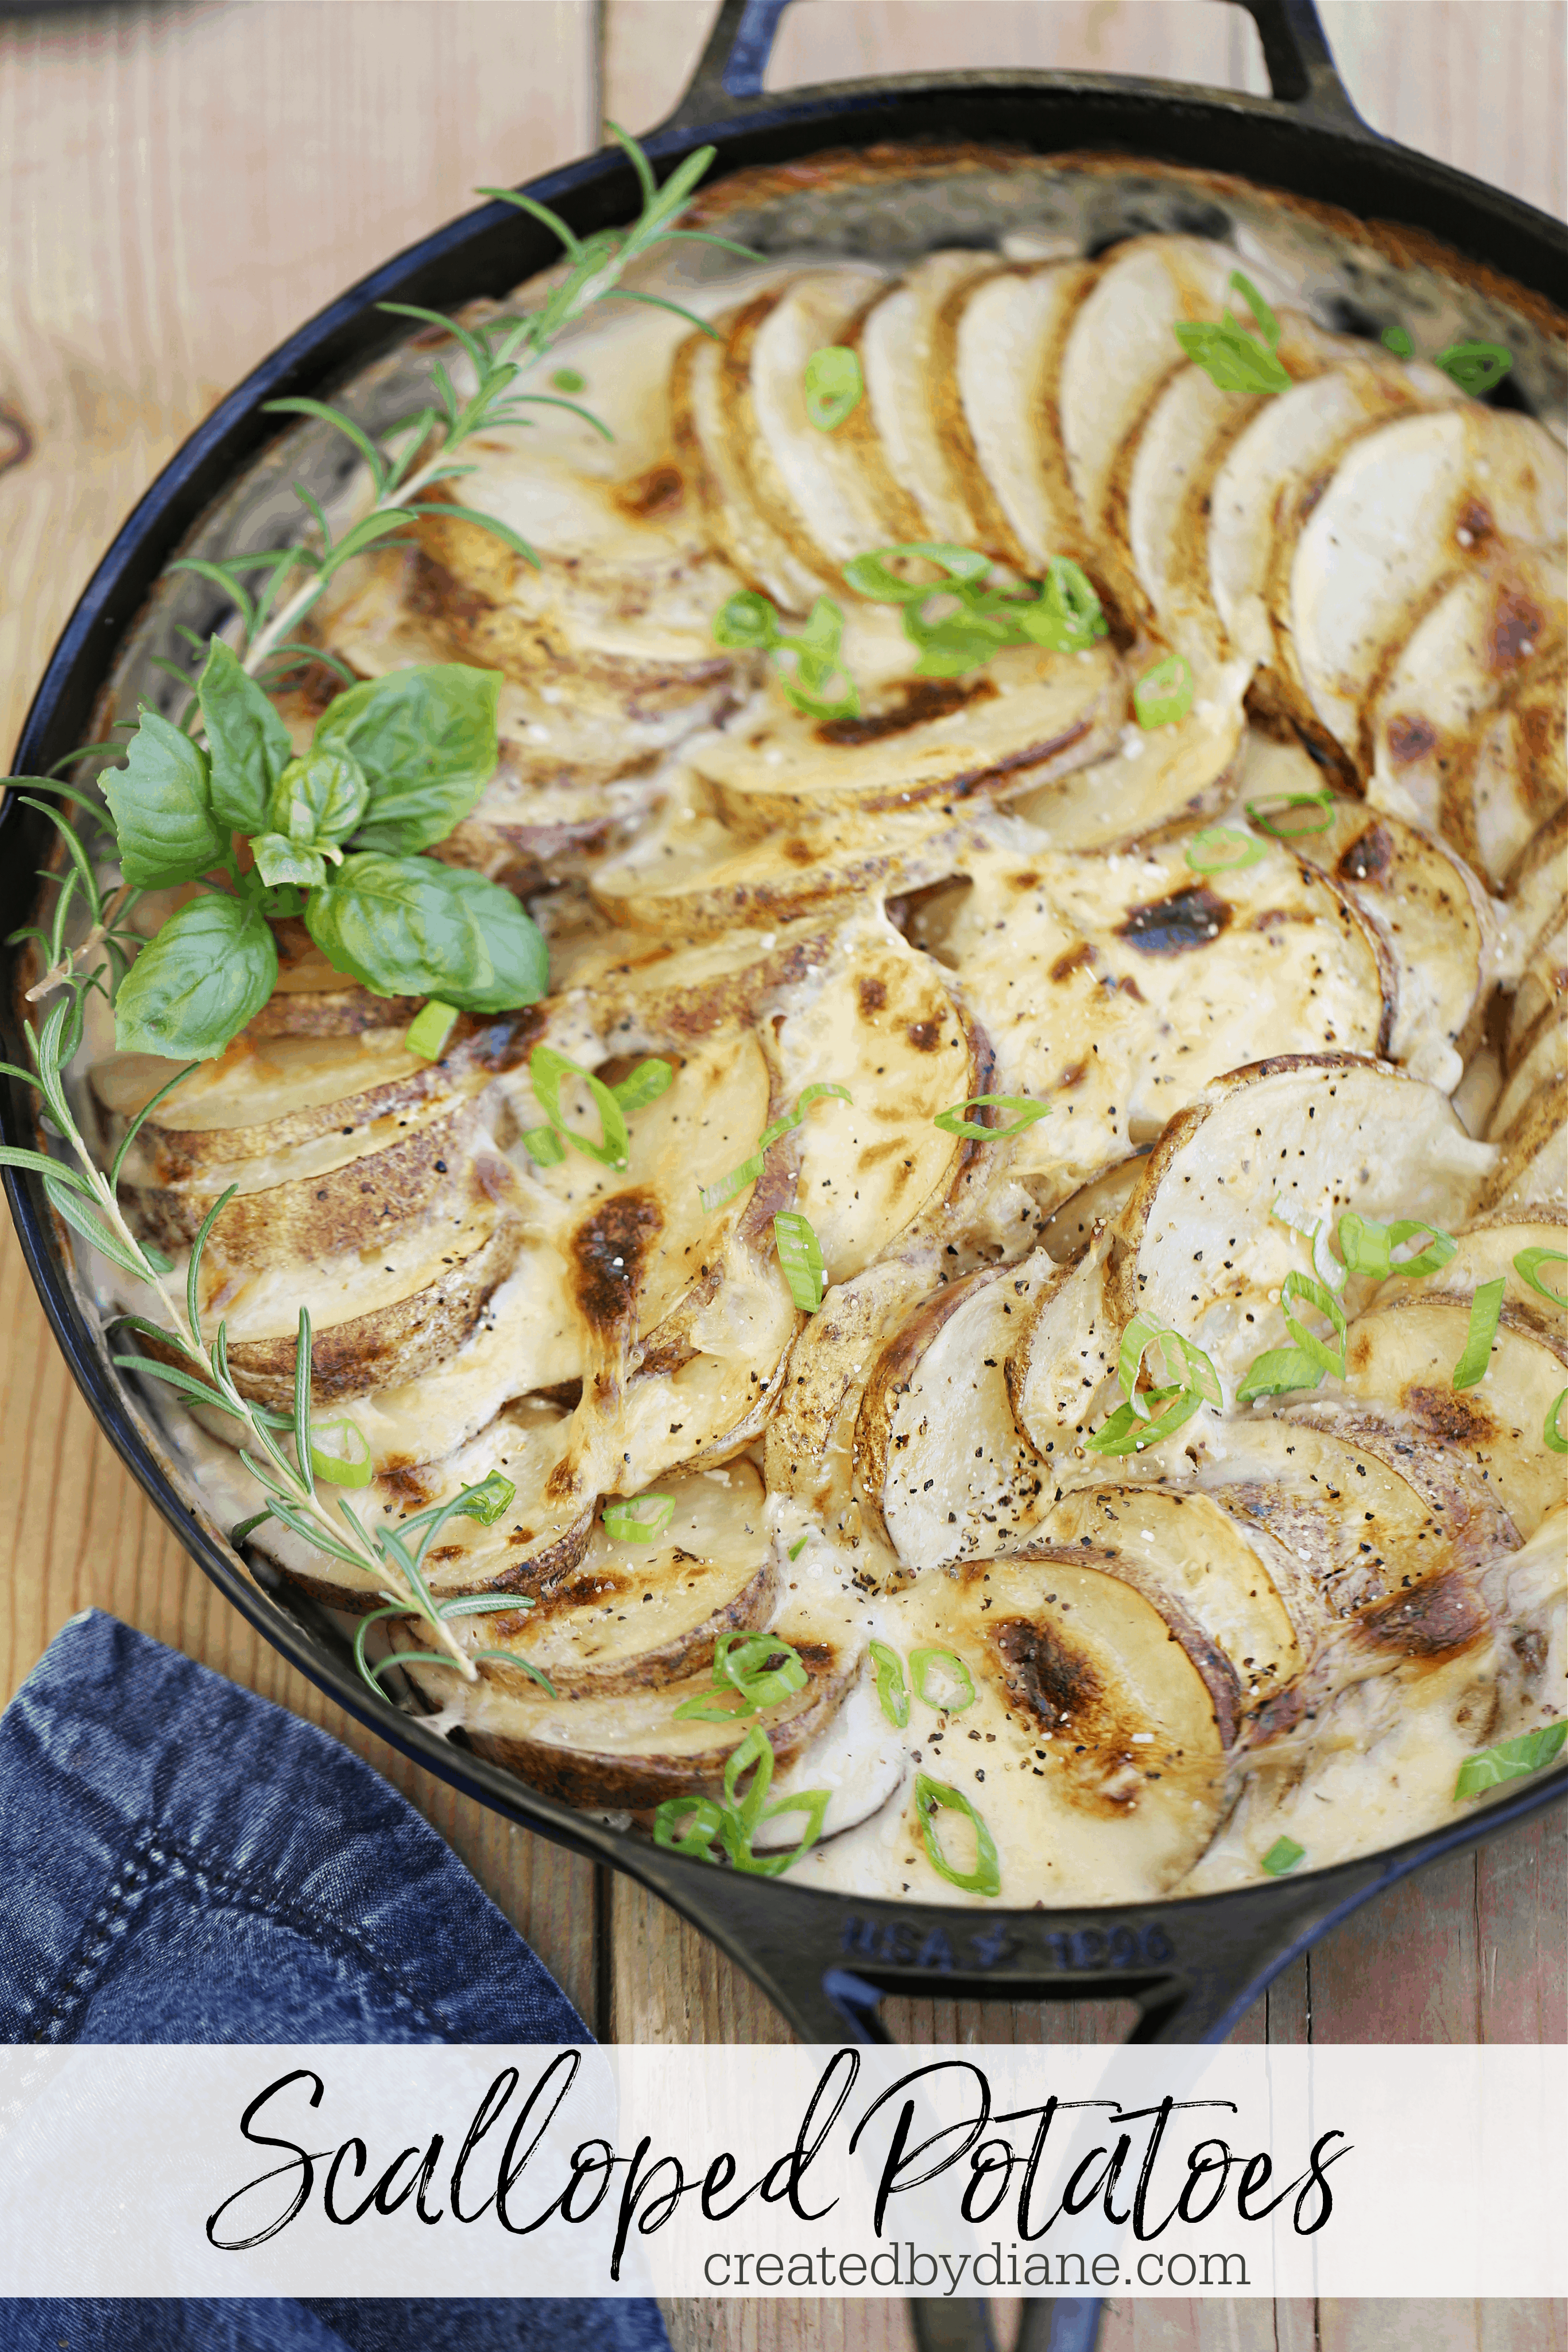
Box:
[1198,1407,1517,1631]
[1442,649,1568,889]
[1037,1156,1147,1263]
[1503,801,1567,931]
[947,258,1100,577]
[1505,896,1567,1067]
[1233,734,1491,1070]
[560,916,838,1044]
[690,642,1124,832]
[444,1461,776,1695]
[394,1610,858,1811]
[884,1549,1230,1901]
[1492,1007,1565,1150]
[672,308,830,613]
[1340,1298,1568,1535]
[1039,1483,1301,1703]
[1473,1073,1567,1216]
[1105,1057,1493,1394]
[857,1250,1057,1569]
[1003,1236,1139,1479]
[1009,663,1245,849]
[764,1252,941,1517]
[859,250,1009,551]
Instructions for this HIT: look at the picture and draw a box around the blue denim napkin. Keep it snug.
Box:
[0,1609,670,2352]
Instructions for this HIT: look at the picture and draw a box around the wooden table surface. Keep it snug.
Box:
[2,5,1564,2348]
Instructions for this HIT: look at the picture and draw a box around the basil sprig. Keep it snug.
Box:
[843,543,1108,680]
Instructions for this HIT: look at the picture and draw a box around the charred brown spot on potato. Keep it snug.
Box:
[1050,941,1095,982]
[1385,712,1439,767]
[1358,1572,1488,1660]
[1456,496,1495,550]
[907,1018,942,1051]
[815,675,994,747]
[1115,884,1232,955]
[614,462,685,520]
[990,1614,1102,1727]
[783,837,818,868]
[1486,585,1546,672]
[1337,823,1393,884]
[571,1191,663,1330]
[858,974,889,1016]
[1403,1383,1500,1446]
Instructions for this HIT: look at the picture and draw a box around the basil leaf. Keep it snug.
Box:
[114,893,278,1060]
[268,748,369,849]
[251,834,327,889]
[305,852,547,1011]
[314,664,501,852]
[197,640,293,833]
[102,710,224,888]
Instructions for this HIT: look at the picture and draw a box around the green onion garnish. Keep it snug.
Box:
[1132,653,1194,729]
[551,367,586,394]
[774,1210,826,1312]
[932,1093,1050,1140]
[1262,1836,1305,1875]
[1544,1388,1568,1454]
[803,343,863,431]
[1451,1277,1505,1390]
[1381,324,1414,358]
[527,1043,632,1169]
[1514,1248,1567,1306]
[1117,1312,1224,1416]
[1236,1345,1329,1403]
[653,1794,727,1860]
[1271,1198,1349,1294]
[713,589,859,719]
[602,1492,675,1543]
[609,1057,676,1114]
[869,1638,909,1728]
[714,1630,810,1711]
[787,1535,808,1561]
[458,1470,517,1526]
[308,1418,374,1488]
[699,1082,852,1216]
[1280,1268,1348,1379]
[841,543,992,603]
[842,544,1106,678]
[1244,787,1335,838]
[404,1000,458,1061]
[1435,340,1513,397]
[1186,826,1265,874]
[1172,271,1292,394]
[915,1774,1001,1897]
[720,1728,831,1877]
[1088,1316,1222,1452]
[1337,1212,1457,1282]
[1453,1720,1566,1800]
[909,1646,977,1715]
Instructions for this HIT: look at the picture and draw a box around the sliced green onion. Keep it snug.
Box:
[1280,1269,1348,1379]
[1262,1835,1305,1875]
[714,1629,808,1712]
[909,1646,976,1715]
[602,1491,676,1543]
[1514,1247,1567,1306]
[699,1082,852,1214]
[404,1000,458,1061]
[1172,313,1291,395]
[1116,1313,1223,1418]
[653,1794,727,1860]
[803,343,863,431]
[1236,1345,1326,1403]
[1337,1211,1457,1282]
[869,1638,909,1728]
[308,1418,374,1488]
[915,1774,1000,1898]
[727,1788,831,1877]
[1451,1277,1505,1390]
[529,1043,630,1168]
[713,589,781,651]
[773,1210,826,1312]
[458,1470,516,1526]
[777,595,858,719]
[842,543,992,603]
[1013,557,1108,653]
[1186,825,1265,874]
[1245,787,1335,837]
[521,1124,566,1167]
[672,1690,753,1724]
[1381,324,1414,358]
[1544,1388,1568,1454]
[1435,340,1512,397]
[787,1535,809,1561]
[610,1057,675,1114]
[1454,1720,1565,1800]
[1228,269,1281,351]
[722,1724,776,1835]
[1086,1382,1202,1454]
[1133,653,1194,729]
[551,366,586,394]
[932,1093,1050,1141]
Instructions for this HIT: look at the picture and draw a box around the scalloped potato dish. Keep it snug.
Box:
[92,171,1568,1909]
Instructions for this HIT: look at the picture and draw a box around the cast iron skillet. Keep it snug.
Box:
[3,6,1565,2345]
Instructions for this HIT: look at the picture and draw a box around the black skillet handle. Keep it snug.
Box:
[656,0,1369,136]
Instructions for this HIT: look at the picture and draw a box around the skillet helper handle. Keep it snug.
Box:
[657,0,1369,137]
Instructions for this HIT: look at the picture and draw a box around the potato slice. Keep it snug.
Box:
[1506,896,1567,1066]
[1207,351,1456,693]
[1367,544,1565,827]
[1341,1298,1568,1535]
[1198,1407,1517,1631]
[860,250,1009,550]
[1452,649,1568,888]
[396,1608,858,1812]
[672,307,830,612]
[772,915,974,1281]
[1004,1236,1153,1481]
[1290,407,1568,768]
[1037,1156,1148,1264]
[1009,656,1247,849]
[1059,237,1290,616]
[949,259,1100,575]
[764,1251,941,1517]
[1489,1021,1567,1147]
[1502,802,1567,934]
[1376,1209,1567,1336]
[857,1251,1056,1569]
[1105,1057,1494,1393]
[443,1461,776,1695]
[1229,735,1490,1073]
[690,641,1123,831]
[1039,1483,1301,1704]
[1473,1072,1567,1216]
[742,265,917,576]
[751,1673,909,1852]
